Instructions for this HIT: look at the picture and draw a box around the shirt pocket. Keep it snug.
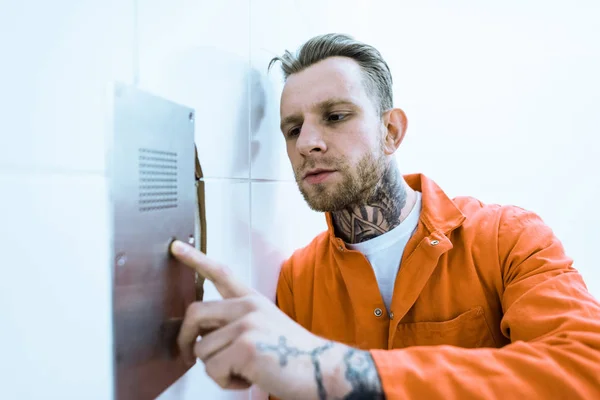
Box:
[395,306,497,349]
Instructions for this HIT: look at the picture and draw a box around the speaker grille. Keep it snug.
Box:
[138,148,178,212]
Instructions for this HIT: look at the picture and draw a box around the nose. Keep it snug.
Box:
[296,123,327,156]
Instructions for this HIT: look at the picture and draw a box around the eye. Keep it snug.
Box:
[287,126,301,138]
[327,113,348,122]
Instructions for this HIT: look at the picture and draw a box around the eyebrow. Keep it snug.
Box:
[280,98,357,132]
[315,98,357,112]
[280,114,303,133]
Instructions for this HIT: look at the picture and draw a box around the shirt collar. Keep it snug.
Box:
[324,173,466,240]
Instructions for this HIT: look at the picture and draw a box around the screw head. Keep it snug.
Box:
[116,253,127,267]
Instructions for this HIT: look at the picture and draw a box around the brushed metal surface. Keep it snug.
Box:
[109,83,196,400]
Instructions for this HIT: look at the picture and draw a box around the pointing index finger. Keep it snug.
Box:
[170,240,252,298]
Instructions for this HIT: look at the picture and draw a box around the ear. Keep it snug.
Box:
[382,108,408,155]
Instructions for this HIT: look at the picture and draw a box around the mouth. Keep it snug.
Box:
[303,169,337,184]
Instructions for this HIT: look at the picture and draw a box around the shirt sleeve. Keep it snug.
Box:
[274,258,296,320]
[370,206,600,399]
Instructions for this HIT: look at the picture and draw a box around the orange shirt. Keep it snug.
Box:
[275,173,600,398]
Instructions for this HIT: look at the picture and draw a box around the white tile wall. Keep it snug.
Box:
[0,0,134,173]
[249,0,375,73]
[202,180,251,301]
[249,182,326,301]
[247,67,295,182]
[137,0,252,180]
[0,1,131,399]
[0,172,113,400]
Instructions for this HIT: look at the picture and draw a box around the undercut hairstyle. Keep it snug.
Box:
[269,33,394,114]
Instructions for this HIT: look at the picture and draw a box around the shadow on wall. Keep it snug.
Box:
[242,62,291,302]
[143,45,290,301]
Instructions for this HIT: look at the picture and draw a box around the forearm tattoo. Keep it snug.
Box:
[256,336,385,400]
[342,348,385,400]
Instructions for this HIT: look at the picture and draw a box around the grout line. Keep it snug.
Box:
[0,165,107,177]
[0,168,294,182]
[248,0,254,301]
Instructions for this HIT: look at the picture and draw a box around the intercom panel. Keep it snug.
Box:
[109,83,197,400]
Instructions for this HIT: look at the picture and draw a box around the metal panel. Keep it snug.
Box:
[109,83,196,400]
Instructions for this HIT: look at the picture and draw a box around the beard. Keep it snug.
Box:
[293,148,388,212]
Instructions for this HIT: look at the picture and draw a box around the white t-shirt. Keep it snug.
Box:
[346,191,422,313]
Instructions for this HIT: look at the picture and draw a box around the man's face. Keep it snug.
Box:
[280,56,388,212]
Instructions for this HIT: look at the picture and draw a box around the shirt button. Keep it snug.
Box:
[430,239,440,246]
[374,308,383,317]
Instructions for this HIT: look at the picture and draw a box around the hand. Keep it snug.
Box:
[170,240,361,400]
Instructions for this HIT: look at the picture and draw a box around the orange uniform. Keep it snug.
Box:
[275,173,600,398]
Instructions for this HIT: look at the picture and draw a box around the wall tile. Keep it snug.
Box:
[0,0,134,173]
[250,181,327,302]
[201,179,252,301]
[0,172,112,400]
[138,0,253,180]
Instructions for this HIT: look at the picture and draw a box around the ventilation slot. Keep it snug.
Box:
[139,148,178,212]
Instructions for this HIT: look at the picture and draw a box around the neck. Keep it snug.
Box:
[331,162,415,244]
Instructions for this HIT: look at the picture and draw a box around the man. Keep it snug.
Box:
[171,33,600,399]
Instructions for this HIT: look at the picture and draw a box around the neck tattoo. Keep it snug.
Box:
[332,164,408,244]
